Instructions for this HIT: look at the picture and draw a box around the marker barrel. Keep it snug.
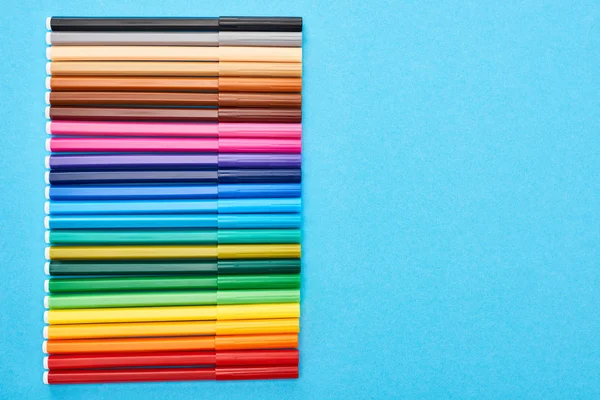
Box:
[47,76,301,92]
[45,303,300,324]
[47,46,301,63]
[46,274,300,292]
[46,199,300,214]
[46,121,302,138]
[47,184,301,201]
[46,229,301,245]
[48,61,219,76]
[47,154,301,170]
[45,319,299,339]
[46,138,301,153]
[44,365,298,384]
[45,214,302,230]
[46,259,301,276]
[219,17,302,32]
[46,289,300,309]
[44,334,298,354]
[47,32,219,46]
[47,61,300,77]
[219,32,302,47]
[47,92,302,107]
[48,17,220,32]
[47,107,301,123]
[47,31,303,47]
[46,244,301,261]
[45,349,299,369]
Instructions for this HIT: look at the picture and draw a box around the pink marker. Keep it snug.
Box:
[46,121,301,139]
[46,137,301,153]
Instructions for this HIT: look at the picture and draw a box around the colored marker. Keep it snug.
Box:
[45,289,300,309]
[45,229,301,245]
[45,259,301,276]
[44,244,301,261]
[47,17,220,32]
[45,137,301,153]
[43,333,298,354]
[44,214,302,229]
[45,199,300,214]
[47,31,301,47]
[46,154,301,170]
[44,303,300,324]
[46,46,301,63]
[46,91,301,107]
[45,274,300,292]
[47,16,302,32]
[47,31,219,46]
[44,318,299,339]
[46,76,301,92]
[44,365,298,384]
[46,121,302,138]
[44,349,299,369]
[47,61,300,77]
[46,184,301,200]
[46,169,300,185]
[46,106,301,123]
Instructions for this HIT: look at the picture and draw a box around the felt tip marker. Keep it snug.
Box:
[44,213,302,230]
[46,169,300,185]
[46,137,301,153]
[44,318,300,339]
[46,46,301,63]
[42,334,298,354]
[45,198,300,215]
[44,303,300,324]
[46,184,301,201]
[46,274,301,293]
[46,259,301,276]
[44,289,300,309]
[46,229,301,245]
[46,76,301,93]
[47,17,220,32]
[44,349,299,369]
[46,121,302,138]
[43,365,298,384]
[44,244,301,261]
[46,154,301,170]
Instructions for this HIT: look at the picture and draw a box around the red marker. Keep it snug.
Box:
[45,349,299,369]
[44,365,299,384]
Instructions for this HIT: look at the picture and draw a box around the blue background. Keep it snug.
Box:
[0,1,598,398]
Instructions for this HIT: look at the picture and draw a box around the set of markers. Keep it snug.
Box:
[43,16,303,385]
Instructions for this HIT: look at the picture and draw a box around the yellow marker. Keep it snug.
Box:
[44,318,300,339]
[47,246,217,260]
[46,244,300,261]
[218,244,301,259]
[45,303,300,325]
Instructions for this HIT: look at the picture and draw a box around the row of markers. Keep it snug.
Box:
[43,16,302,385]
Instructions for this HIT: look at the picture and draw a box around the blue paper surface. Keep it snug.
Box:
[0,1,599,399]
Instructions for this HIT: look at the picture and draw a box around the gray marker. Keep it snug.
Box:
[46,32,218,46]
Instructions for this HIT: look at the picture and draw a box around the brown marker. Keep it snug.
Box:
[47,92,218,107]
[46,92,301,108]
[47,62,299,78]
[46,76,218,92]
[219,77,301,93]
[46,106,301,123]
[46,76,301,93]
